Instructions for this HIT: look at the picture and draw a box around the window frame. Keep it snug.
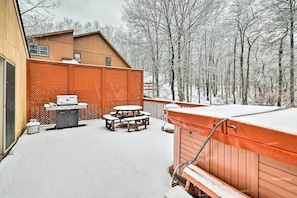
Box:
[29,44,49,56]
[74,53,81,63]
[105,57,111,66]
[29,44,38,55]
[38,45,49,57]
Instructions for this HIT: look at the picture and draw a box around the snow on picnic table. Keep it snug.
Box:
[0,118,174,198]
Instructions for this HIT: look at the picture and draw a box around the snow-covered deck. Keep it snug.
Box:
[0,118,173,198]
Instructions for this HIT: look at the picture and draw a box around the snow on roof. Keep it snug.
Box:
[27,29,74,38]
[169,104,282,119]
[230,108,297,136]
[61,59,79,64]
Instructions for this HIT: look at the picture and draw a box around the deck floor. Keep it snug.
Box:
[0,118,173,198]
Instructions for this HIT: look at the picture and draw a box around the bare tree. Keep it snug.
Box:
[278,33,286,106]
[289,0,296,107]
[261,0,297,106]
[122,0,165,98]
[19,0,61,34]
[230,0,263,104]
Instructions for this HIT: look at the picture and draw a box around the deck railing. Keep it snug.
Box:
[143,98,204,120]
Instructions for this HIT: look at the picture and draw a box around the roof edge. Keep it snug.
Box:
[27,29,74,38]
[14,0,30,58]
[75,31,132,68]
[74,31,101,38]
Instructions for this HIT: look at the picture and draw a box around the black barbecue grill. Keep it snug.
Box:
[44,95,88,129]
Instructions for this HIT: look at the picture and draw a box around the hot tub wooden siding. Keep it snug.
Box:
[175,127,297,198]
[258,155,297,198]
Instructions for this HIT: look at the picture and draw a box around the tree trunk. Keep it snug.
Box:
[239,33,245,105]
[278,37,284,107]
[289,0,295,107]
[155,29,160,98]
[233,36,237,104]
[177,35,185,101]
[170,44,175,101]
[244,44,251,105]
[226,62,231,104]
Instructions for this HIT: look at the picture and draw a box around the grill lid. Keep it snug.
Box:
[57,95,78,105]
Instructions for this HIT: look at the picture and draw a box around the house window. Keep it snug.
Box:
[29,45,38,55]
[29,44,49,56]
[74,53,81,63]
[39,46,49,56]
[105,57,111,66]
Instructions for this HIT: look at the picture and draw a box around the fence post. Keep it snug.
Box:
[68,64,75,94]
[101,67,106,117]
[127,70,132,104]
[26,59,31,122]
[140,70,144,108]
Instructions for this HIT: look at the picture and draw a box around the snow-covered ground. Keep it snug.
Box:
[0,118,174,198]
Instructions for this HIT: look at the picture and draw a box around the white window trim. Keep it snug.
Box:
[29,44,38,55]
[29,44,49,57]
[39,46,49,57]
[74,53,81,63]
[105,57,111,66]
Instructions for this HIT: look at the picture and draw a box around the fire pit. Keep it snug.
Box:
[44,95,88,129]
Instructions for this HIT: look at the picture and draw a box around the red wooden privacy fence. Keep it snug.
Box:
[27,59,144,124]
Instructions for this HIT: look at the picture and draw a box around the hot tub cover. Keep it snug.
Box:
[167,105,297,166]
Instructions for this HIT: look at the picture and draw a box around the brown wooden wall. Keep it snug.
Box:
[0,0,29,139]
[176,127,297,198]
[27,59,143,124]
[30,32,74,61]
[74,34,130,68]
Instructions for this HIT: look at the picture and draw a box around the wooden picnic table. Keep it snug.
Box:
[112,105,149,131]
[113,105,142,118]
[104,105,151,132]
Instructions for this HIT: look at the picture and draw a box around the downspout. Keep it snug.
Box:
[171,118,229,187]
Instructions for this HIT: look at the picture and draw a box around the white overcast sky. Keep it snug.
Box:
[51,0,127,27]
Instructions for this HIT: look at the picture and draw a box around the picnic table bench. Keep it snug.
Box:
[103,108,151,132]
[139,111,151,116]
[139,111,151,124]
[103,114,120,131]
[123,115,149,132]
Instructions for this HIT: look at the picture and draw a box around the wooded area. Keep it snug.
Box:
[20,0,297,107]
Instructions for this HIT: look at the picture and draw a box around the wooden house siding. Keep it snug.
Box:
[258,156,297,198]
[0,0,29,154]
[176,127,297,198]
[29,31,74,61]
[27,30,131,68]
[74,34,129,68]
